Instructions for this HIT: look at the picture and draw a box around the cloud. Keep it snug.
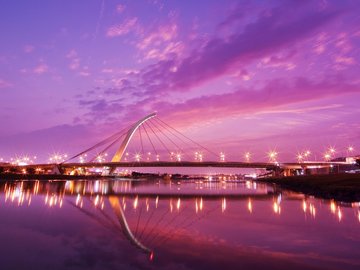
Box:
[66,49,80,70]
[160,4,340,93]
[79,71,90,77]
[23,45,34,53]
[136,23,184,61]
[33,63,48,74]
[104,2,342,98]
[116,4,126,14]
[150,76,360,126]
[75,1,355,134]
[334,56,355,65]
[0,79,12,89]
[106,17,138,37]
[66,49,77,59]
[137,24,178,50]
[69,59,80,70]
[78,98,125,123]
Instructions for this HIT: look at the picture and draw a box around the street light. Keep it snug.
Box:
[244,152,251,162]
[268,150,278,163]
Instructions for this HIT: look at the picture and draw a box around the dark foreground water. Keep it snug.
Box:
[0,179,359,270]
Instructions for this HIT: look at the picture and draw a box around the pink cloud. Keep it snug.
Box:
[66,49,77,58]
[23,45,34,53]
[335,56,355,65]
[137,24,178,50]
[136,23,185,61]
[78,67,90,77]
[101,68,114,74]
[33,63,48,74]
[335,33,352,53]
[258,53,297,70]
[128,4,342,96]
[66,49,80,70]
[116,4,125,14]
[0,79,12,88]
[69,58,80,70]
[106,17,138,37]
[150,77,360,127]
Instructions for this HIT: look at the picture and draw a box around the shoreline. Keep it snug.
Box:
[257,173,360,202]
[2,172,360,202]
[0,173,118,181]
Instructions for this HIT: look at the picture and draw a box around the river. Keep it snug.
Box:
[0,178,359,269]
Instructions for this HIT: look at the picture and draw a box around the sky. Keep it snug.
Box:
[0,0,360,163]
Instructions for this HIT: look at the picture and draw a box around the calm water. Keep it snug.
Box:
[0,179,359,270]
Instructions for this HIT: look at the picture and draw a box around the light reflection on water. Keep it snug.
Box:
[0,179,360,270]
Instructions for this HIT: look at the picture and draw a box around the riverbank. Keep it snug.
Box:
[258,173,360,202]
[0,173,117,181]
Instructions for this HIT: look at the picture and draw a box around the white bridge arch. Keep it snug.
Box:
[111,112,157,162]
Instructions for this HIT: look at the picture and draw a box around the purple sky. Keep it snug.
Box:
[0,0,360,163]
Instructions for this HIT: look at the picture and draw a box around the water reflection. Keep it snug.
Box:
[2,179,360,223]
[0,179,360,269]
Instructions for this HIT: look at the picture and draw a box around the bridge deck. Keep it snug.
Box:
[1,161,350,170]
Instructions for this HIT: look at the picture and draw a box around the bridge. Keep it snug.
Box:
[1,112,353,176]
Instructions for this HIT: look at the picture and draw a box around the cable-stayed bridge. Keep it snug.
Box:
[2,112,352,176]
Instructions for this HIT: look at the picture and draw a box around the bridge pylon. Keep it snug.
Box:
[111,112,157,162]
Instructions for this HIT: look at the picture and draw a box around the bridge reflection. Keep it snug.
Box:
[1,179,360,259]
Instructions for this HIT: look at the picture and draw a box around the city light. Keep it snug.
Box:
[95,153,108,163]
[347,146,354,155]
[267,150,278,163]
[48,153,68,164]
[79,154,87,163]
[248,199,253,213]
[220,152,225,162]
[273,202,281,214]
[10,155,36,166]
[195,152,203,162]
[329,147,336,156]
[324,153,331,161]
[244,152,251,162]
[221,198,226,213]
[134,153,141,162]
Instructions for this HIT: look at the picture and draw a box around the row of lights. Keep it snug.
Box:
[48,153,68,163]
[323,146,355,161]
[1,146,356,165]
[119,146,355,163]
[9,156,37,166]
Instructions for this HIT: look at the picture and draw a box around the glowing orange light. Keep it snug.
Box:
[248,199,253,213]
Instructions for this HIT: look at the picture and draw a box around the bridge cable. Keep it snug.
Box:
[153,117,196,150]
[68,200,119,232]
[156,117,219,158]
[62,125,131,163]
[144,122,172,157]
[89,133,126,162]
[137,202,158,241]
[142,124,158,157]
[144,201,184,246]
[139,205,170,243]
[134,204,143,237]
[148,119,184,154]
[146,200,190,246]
[155,202,219,248]
[147,119,193,161]
[138,125,145,158]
